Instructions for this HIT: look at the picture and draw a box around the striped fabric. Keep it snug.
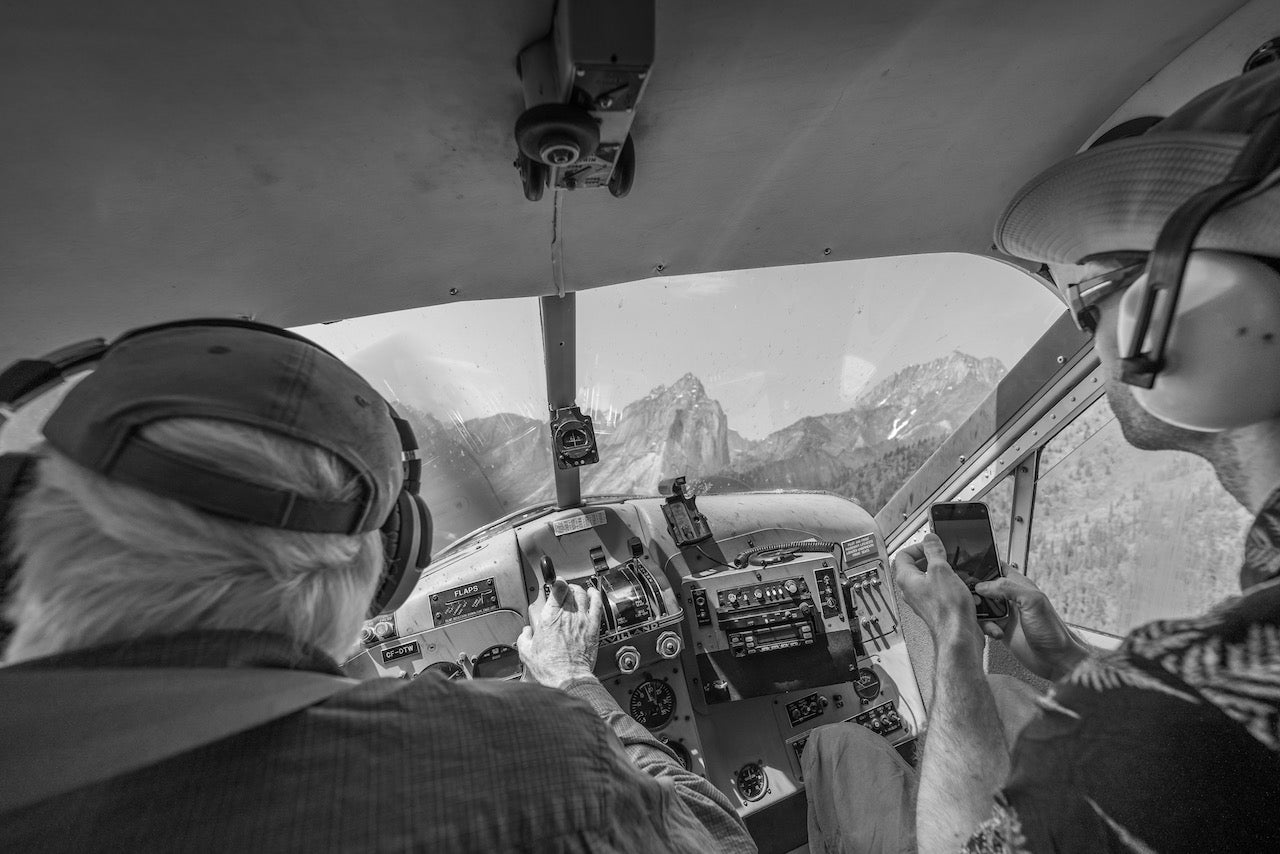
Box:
[0,631,755,853]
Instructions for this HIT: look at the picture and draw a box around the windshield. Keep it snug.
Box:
[577,254,1061,508]
[294,298,551,551]
[297,253,1062,554]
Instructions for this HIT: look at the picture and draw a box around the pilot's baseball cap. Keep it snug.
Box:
[37,319,403,535]
[995,62,1280,267]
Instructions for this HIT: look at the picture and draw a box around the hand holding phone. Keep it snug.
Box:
[929,501,1008,620]
[974,569,1091,679]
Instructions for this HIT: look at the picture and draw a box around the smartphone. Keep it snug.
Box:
[928,501,1009,620]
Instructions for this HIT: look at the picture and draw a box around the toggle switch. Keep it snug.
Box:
[616,646,641,674]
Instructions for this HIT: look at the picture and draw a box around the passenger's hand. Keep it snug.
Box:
[517,578,603,691]
[893,534,984,650]
[974,569,1090,680]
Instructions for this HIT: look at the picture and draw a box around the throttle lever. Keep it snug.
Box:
[540,555,556,597]
[841,577,868,657]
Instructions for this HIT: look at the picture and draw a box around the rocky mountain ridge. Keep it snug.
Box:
[720,351,1004,494]
[395,351,1005,545]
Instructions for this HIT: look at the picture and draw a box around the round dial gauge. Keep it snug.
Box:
[423,661,466,681]
[561,428,589,449]
[629,678,677,729]
[554,420,594,460]
[659,736,692,771]
[472,644,523,680]
[734,762,768,802]
[853,667,882,700]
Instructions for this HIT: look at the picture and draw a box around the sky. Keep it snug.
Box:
[295,253,1063,439]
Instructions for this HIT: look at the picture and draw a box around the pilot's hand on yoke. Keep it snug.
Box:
[894,533,985,651]
[975,569,1090,680]
[518,578,604,691]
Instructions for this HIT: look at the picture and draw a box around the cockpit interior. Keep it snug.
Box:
[3,1,1277,851]
[347,488,925,838]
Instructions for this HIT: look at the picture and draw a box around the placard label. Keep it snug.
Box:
[432,576,499,625]
[841,534,879,565]
[381,641,420,663]
[551,510,607,536]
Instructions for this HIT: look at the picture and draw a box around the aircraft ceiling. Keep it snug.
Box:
[0,0,1248,363]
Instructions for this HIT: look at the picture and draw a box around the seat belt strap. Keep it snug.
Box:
[0,667,360,814]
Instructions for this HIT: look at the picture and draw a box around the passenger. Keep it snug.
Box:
[0,321,755,853]
[808,64,1280,853]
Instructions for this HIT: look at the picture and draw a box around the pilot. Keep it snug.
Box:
[0,320,755,853]
[891,64,1280,853]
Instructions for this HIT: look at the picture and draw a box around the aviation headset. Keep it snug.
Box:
[1114,109,1280,431]
[0,318,431,618]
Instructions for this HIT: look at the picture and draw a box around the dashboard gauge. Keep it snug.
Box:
[734,762,768,802]
[629,678,676,729]
[853,667,882,700]
[423,661,466,681]
[472,644,523,680]
[659,736,692,772]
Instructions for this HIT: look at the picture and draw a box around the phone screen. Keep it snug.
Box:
[930,502,1007,618]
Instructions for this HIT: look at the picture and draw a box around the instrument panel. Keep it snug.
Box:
[343,492,925,853]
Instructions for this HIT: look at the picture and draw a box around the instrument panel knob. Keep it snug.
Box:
[616,645,642,674]
[656,631,682,659]
[372,621,396,640]
[784,579,799,595]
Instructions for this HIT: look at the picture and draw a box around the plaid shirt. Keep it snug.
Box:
[0,631,755,853]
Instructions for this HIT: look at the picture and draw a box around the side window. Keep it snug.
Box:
[1027,397,1252,636]
[983,475,1015,563]
[897,474,1015,560]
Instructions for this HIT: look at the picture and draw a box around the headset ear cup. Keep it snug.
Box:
[372,495,405,616]
[410,492,432,570]
[370,490,429,616]
[1117,251,1280,431]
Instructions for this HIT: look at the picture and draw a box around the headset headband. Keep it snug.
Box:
[1121,110,1280,388]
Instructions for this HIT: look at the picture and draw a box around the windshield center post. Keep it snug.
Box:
[540,292,586,508]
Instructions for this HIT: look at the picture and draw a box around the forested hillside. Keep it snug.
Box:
[1028,402,1252,634]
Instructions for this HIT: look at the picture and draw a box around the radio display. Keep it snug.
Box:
[432,577,499,626]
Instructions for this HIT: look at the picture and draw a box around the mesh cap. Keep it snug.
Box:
[40,321,403,534]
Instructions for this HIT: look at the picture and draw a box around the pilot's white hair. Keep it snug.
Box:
[2,418,383,663]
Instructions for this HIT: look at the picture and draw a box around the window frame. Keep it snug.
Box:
[884,353,1114,633]
[888,353,1249,640]
[879,312,1102,552]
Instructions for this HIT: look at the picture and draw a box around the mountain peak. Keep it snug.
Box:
[584,373,729,494]
[646,372,708,401]
[854,351,1005,409]
[673,371,705,392]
